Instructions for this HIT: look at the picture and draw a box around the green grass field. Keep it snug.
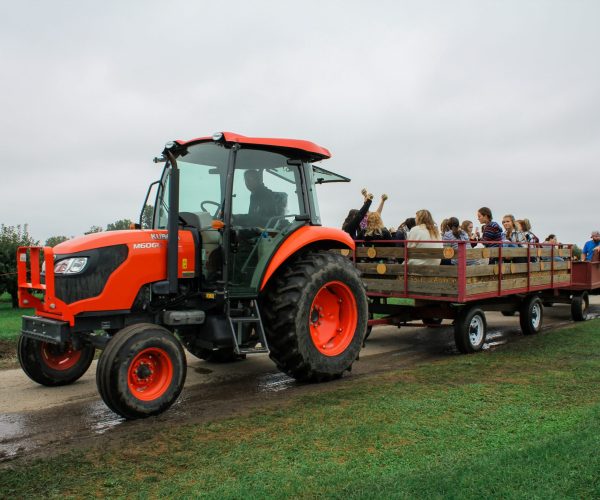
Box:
[0,293,30,342]
[1,320,599,498]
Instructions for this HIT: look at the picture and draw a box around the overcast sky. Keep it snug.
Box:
[1,0,598,247]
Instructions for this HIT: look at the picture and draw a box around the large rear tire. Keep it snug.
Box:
[96,323,186,419]
[571,292,589,322]
[18,336,95,386]
[454,306,487,353]
[262,251,367,382]
[520,296,543,335]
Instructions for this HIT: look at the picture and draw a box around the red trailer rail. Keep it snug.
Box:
[337,239,574,353]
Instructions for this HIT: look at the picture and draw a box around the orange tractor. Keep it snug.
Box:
[17,132,368,419]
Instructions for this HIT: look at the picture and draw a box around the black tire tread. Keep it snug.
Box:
[96,323,186,419]
[18,336,95,387]
[454,306,486,354]
[571,292,589,322]
[519,296,543,335]
[262,251,367,382]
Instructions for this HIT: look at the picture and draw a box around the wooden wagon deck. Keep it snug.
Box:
[339,242,573,303]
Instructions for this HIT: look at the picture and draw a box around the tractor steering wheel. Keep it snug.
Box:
[200,200,221,217]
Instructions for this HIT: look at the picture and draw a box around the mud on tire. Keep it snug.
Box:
[96,323,186,419]
[262,251,368,382]
[18,336,95,387]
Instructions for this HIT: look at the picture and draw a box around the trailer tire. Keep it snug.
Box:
[571,292,589,322]
[520,296,543,335]
[96,323,186,419]
[454,307,487,353]
[262,251,367,382]
[18,336,95,386]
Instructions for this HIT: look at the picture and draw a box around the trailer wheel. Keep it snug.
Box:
[454,307,487,353]
[571,292,589,322]
[520,296,543,335]
[262,251,367,382]
[96,324,186,419]
[17,336,95,386]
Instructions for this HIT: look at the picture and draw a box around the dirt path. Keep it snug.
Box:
[1,302,597,464]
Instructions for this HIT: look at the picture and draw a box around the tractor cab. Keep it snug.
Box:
[149,132,349,297]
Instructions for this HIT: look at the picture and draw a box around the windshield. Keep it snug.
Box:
[156,142,230,228]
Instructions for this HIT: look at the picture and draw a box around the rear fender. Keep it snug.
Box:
[260,226,354,291]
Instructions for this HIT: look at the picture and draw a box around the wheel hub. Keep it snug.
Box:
[531,304,541,328]
[127,348,174,401]
[309,281,358,357]
[468,316,484,346]
[41,342,82,371]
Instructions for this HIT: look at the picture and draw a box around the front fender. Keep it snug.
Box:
[260,226,355,290]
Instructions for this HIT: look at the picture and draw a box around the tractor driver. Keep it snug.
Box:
[239,169,283,228]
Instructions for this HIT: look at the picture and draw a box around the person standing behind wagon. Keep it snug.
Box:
[407,209,442,265]
[582,230,600,262]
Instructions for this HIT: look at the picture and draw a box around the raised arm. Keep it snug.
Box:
[375,193,388,215]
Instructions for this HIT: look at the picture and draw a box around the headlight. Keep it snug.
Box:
[54,257,88,274]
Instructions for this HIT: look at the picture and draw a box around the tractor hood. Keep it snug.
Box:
[53,230,160,253]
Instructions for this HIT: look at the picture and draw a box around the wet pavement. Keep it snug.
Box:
[1,300,598,464]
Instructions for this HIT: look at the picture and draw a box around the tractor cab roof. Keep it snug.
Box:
[176,131,331,162]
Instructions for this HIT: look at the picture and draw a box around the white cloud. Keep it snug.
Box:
[1,0,599,247]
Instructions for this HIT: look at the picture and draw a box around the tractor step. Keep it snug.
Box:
[227,299,269,355]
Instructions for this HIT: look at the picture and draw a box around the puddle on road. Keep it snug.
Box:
[482,329,509,350]
[0,413,36,461]
[84,401,125,435]
[256,372,296,393]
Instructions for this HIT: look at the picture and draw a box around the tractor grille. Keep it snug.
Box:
[54,245,128,304]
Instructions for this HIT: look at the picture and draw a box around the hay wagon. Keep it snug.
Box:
[339,241,574,353]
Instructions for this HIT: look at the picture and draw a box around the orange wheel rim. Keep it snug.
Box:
[41,342,82,370]
[309,281,358,356]
[127,347,174,401]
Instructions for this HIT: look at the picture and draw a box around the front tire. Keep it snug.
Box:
[454,307,487,353]
[18,336,95,386]
[520,296,543,335]
[571,292,589,322]
[262,251,367,382]
[96,324,186,419]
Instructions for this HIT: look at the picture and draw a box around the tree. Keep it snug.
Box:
[106,219,133,231]
[142,205,154,229]
[45,235,69,247]
[0,224,39,308]
[85,225,103,235]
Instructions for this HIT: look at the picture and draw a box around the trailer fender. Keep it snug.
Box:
[260,226,355,291]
